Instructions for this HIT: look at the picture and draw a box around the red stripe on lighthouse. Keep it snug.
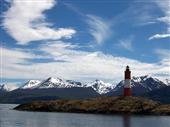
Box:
[124,88,131,96]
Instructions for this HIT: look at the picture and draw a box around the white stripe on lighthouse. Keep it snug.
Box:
[124,79,131,88]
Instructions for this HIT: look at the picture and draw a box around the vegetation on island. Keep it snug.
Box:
[14,96,170,115]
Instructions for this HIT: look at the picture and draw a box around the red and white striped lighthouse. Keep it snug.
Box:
[124,65,132,96]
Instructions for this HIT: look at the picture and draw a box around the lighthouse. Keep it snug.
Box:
[124,66,132,96]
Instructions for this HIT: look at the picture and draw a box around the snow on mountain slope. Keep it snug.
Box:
[66,80,82,87]
[85,79,115,94]
[38,77,64,88]
[131,75,167,90]
[20,77,82,89]
[21,77,82,90]
[0,84,10,92]
[113,75,167,94]
[39,77,65,88]
[19,77,115,94]
[164,79,170,85]
[20,80,41,89]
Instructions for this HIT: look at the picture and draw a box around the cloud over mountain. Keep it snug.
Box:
[1,42,169,83]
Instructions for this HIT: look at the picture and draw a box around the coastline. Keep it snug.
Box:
[14,96,170,115]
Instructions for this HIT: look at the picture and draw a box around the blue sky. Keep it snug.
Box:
[0,0,170,89]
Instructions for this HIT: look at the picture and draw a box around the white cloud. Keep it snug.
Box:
[2,0,76,45]
[63,2,84,17]
[155,0,170,24]
[155,48,170,59]
[0,47,34,65]
[157,16,170,25]
[149,0,170,40]
[154,48,170,79]
[86,15,112,45]
[62,3,112,45]
[118,36,134,51]
[63,3,112,45]
[1,42,170,84]
[149,34,170,40]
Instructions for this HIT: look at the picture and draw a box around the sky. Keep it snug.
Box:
[0,0,170,89]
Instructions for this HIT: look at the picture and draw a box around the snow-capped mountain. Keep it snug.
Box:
[38,77,65,88]
[164,79,170,85]
[85,79,115,94]
[19,77,114,94]
[20,80,41,89]
[66,80,82,87]
[109,75,167,95]
[0,84,10,92]
[37,77,81,88]
[20,77,83,89]
[19,75,167,95]
[132,75,167,90]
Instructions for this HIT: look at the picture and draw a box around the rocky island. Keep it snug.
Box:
[14,96,170,115]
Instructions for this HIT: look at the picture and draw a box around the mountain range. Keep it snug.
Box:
[0,75,169,104]
[18,77,115,94]
[106,75,167,96]
[18,75,167,95]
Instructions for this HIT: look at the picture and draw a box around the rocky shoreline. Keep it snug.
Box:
[14,96,170,115]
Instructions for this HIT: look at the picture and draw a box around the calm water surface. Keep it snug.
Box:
[0,104,170,127]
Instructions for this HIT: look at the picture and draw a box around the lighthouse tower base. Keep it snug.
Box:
[124,88,131,96]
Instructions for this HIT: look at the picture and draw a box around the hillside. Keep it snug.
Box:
[14,96,170,115]
[0,87,99,104]
[144,86,170,104]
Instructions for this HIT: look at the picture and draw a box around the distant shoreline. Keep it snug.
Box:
[14,96,170,115]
